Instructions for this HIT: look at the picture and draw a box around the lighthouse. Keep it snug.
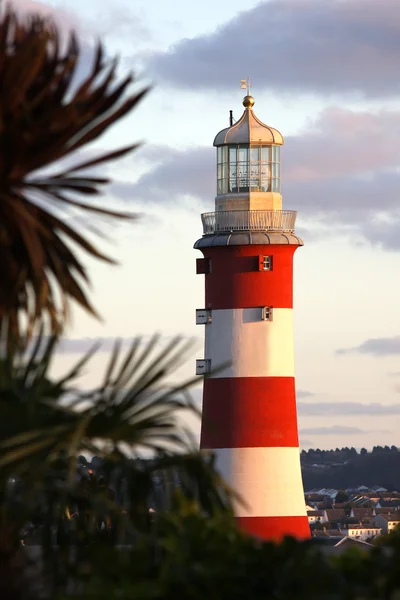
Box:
[194,90,310,541]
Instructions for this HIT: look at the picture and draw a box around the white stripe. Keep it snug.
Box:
[214,447,306,518]
[204,308,294,378]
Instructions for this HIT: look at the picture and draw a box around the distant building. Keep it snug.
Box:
[350,507,374,520]
[374,513,400,533]
[307,510,324,524]
[346,524,382,542]
[323,509,346,524]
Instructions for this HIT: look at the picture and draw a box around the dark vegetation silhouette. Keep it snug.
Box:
[301,447,400,490]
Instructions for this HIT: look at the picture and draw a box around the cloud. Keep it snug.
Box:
[337,337,400,356]
[7,1,103,100]
[297,390,314,399]
[114,107,400,249]
[9,0,78,32]
[55,337,127,354]
[299,402,400,416]
[147,0,400,99]
[299,425,387,435]
[21,335,199,355]
[111,145,214,205]
[299,439,315,448]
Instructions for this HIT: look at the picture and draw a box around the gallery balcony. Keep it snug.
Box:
[200,210,297,235]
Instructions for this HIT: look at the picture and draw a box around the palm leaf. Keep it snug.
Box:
[0,334,234,521]
[0,8,148,345]
[0,335,196,471]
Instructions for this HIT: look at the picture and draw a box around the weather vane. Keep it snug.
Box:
[240,77,252,95]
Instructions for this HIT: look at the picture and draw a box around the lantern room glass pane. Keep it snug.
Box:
[237,147,248,163]
[262,146,271,161]
[216,143,281,195]
[250,147,260,162]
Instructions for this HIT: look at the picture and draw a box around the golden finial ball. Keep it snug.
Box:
[243,95,255,108]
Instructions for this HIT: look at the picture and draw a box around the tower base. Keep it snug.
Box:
[237,516,310,542]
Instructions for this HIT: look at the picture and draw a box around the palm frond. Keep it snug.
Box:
[0,334,198,474]
[0,8,148,344]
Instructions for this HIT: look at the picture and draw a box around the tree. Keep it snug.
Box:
[360,447,368,455]
[335,490,349,503]
[0,6,147,345]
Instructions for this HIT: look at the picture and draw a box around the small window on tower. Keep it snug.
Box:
[259,255,273,271]
[196,258,211,274]
[196,309,212,324]
[261,307,273,321]
[196,359,211,375]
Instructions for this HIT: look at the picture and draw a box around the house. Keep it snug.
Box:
[307,510,324,524]
[374,507,397,517]
[332,537,374,555]
[356,485,370,492]
[346,524,382,542]
[311,535,374,555]
[350,507,374,520]
[318,488,338,499]
[312,528,342,539]
[306,489,338,500]
[323,509,346,524]
[305,493,326,505]
[376,500,400,510]
[374,513,400,533]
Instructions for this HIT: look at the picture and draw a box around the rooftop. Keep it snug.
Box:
[213,95,284,147]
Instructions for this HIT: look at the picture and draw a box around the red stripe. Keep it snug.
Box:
[200,377,300,449]
[201,245,298,310]
[237,516,310,541]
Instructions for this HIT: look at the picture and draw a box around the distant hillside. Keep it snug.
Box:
[301,447,400,490]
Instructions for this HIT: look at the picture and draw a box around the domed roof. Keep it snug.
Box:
[213,96,284,147]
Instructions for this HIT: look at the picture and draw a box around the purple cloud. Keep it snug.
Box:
[337,337,400,356]
[299,402,400,416]
[299,426,389,435]
[147,0,400,99]
[112,107,400,249]
[297,390,314,399]
[22,335,199,355]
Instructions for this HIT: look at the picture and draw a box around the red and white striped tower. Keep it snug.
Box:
[194,91,310,542]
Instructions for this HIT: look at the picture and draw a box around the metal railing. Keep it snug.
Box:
[201,210,297,234]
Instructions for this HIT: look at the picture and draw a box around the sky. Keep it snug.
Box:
[13,0,400,451]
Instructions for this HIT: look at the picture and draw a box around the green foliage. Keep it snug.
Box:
[48,504,400,600]
[302,447,400,490]
[335,489,350,503]
[0,334,204,477]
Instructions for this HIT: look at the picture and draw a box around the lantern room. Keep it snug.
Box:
[213,95,284,212]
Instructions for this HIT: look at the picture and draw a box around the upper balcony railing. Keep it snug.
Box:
[201,210,297,235]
